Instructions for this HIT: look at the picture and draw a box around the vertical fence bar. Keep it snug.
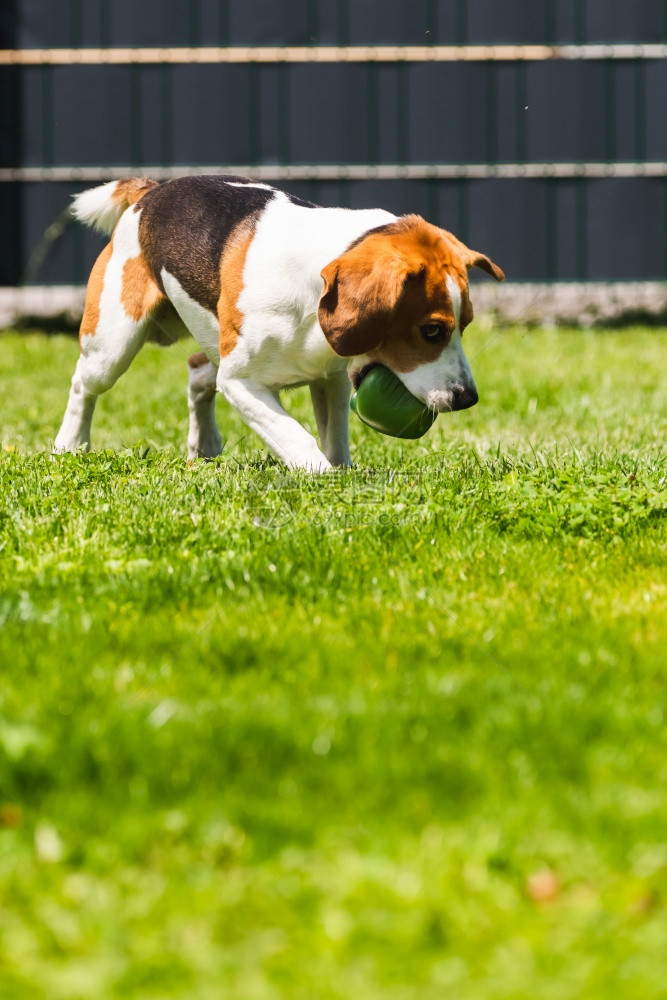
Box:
[160,64,173,166]
[338,179,351,208]
[426,176,439,226]
[71,203,85,283]
[515,61,528,163]
[100,0,112,45]
[575,178,588,280]
[456,180,469,244]
[40,67,54,167]
[603,59,615,162]
[455,0,468,241]
[544,0,556,44]
[72,218,85,285]
[278,64,291,164]
[337,0,349,204]
[425,1,437,219]
[425,0,438,43]
[70,0,82,47]
[218,0,230,45]
[365,64,379,165]
[188,0,201,46]
[574,0,586,43]
[1,0,21,283]
[248,64,261,164]
[575,2,587,281]
[396,63,409,166]
[558,1,589,276]
[306,0,319,43]
[129,64,142,166]
[484,60,497,164]
[633,59,646,163]
[307,179,322,205]
[545,181,558,280]
[336,0,349,46]
[455,0,467,44]
[69,0,83,284]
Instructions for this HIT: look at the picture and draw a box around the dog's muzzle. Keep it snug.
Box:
[452,384,479,410]
[426,384,478,412]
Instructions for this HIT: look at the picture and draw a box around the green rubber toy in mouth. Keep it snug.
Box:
[349,365,438,440]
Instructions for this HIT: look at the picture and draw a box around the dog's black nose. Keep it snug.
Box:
[451,385,478,411]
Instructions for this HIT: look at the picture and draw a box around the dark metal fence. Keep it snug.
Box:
[1,0,666,285]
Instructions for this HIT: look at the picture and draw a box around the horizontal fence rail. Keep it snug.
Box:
[1,43,667,65]
[3,163,667,183]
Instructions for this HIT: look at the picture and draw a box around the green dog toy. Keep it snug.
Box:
[350,365,437,440]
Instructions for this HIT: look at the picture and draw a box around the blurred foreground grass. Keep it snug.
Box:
[0,324,665,999]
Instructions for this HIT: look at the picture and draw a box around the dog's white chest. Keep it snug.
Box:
[229,311,346,387]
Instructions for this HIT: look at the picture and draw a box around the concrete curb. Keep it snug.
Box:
[0,286,86,329]
[469,281,667,327]
[2,282,666,330]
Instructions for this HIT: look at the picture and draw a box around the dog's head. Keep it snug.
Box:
[318,215,504,412]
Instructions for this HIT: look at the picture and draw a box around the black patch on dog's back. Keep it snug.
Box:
[287,192,317,209]
[138,176,314,315]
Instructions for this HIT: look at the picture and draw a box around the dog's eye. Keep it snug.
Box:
[420,323,448,342]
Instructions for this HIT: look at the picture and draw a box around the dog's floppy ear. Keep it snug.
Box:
[318,251,413,357]
[440,229,505,282]
[465,251,505,282]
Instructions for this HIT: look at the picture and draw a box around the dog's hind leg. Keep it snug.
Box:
[54,209,161,454]
[54,354,102,454]
[187,352,222,459]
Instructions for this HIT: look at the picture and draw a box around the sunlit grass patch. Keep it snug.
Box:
[0,325,665,999]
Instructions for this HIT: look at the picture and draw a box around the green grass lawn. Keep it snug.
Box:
[0,323,665,999]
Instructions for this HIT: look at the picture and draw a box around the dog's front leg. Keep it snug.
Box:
[219,377,331,472]
[309,371,352,467]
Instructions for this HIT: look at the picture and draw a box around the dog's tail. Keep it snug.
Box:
[71,177,158,236]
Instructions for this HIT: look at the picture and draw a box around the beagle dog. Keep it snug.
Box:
[55,175,503,470]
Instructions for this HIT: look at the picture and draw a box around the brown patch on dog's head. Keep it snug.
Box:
[79,242,113,340]
[318,215,503,369]
[318,227,416,357]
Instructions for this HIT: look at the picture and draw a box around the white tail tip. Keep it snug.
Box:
[71,181,126,236]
